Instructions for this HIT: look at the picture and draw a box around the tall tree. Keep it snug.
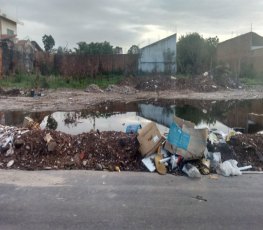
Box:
[177,33,218,75]
[74,41,114,54]
[127,45,140,54]
[42,34,55,53]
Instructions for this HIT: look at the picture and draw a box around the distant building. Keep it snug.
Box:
[217,32,263,76]
[0,11,17,39]
[138,33,177,74]
[114,46,123,54]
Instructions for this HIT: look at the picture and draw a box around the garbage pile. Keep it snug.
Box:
[138,116,254,178]
[134,75,220,92]
[0,116,259,177]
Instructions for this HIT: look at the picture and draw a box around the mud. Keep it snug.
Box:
[0,86,263,112]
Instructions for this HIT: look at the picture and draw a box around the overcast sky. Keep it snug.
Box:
[1,0,263,52]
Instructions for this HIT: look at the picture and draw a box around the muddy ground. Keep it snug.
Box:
[1,76,263,173]
[0,85,263,112]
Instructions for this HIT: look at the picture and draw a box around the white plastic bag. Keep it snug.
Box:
[216,160,242,177]
[182,163,201,178]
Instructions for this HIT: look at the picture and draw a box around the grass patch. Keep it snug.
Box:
[240,77,263,86]
[0,74,124,89]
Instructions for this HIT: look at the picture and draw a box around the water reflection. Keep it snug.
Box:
[39,111,169,135]
[0,99,263,135]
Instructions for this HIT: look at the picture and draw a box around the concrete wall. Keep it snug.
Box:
[250,48,263,74]
[139,34,177,74]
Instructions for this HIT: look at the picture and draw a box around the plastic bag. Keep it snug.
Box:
[182,163,201,178]
[206,152,221,171]
[216,160,242,177]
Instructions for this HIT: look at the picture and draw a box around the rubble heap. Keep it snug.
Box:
[135,75,220,92]
[0,129,143,171]
[105,84,137,94]
[0,87,21,96]
[229,134,263,170]
[84,84,104,93]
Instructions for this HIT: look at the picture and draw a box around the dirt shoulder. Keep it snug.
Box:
[0,87,262,112]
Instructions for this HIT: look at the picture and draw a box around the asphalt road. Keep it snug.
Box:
[0,170,262,230]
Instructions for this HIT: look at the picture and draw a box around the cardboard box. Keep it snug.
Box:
[137,122,164,157]
[166,116,208,160]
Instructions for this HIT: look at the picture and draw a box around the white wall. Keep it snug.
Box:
[139,34,177,74]
[0,18,17,35]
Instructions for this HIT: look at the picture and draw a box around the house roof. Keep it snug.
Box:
[218,32,263,47]
[140,33,177,50]
[31,41,43,51]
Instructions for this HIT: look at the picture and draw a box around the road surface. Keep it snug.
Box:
[0,170,262,230]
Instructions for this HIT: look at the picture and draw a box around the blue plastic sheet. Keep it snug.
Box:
[126,124,142,134]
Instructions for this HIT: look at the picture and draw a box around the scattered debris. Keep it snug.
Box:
[0,88,21,96]
[126,124,142,134]
[23,117,40,130]
[85,84,104,93]
[192,195,207,202]
[155,152,167,175]
[105,84,137,94]
[7,159,14,168]
[142,154,156,172]
[182,163,202,178]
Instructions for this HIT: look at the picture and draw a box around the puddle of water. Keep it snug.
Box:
[40,111,170,135]
[1,99,263,135]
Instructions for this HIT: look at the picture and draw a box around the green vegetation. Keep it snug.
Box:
[42,34,55,53]
[127,45,140,54]
[177,33,219,75]
[240,76,263,86]
[0,74,123,89]
[74,41,114,55]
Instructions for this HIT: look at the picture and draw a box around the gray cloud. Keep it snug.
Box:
[1,0,263,52]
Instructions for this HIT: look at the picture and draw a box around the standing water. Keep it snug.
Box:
[0,99,263,134]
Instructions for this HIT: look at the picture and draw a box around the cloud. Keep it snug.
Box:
[1,0,263,51]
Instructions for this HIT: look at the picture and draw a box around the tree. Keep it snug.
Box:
[56,46,71,54]
[42,34,55,53]
[74,41,114,54]
[176,33,219,75]
[127,45,140,54]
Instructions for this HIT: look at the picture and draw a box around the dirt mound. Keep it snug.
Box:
[85,84,104,93]
[228,134,263,170]
[0,87,21,96]
[134,75,220,92]
[0,129,144,171]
